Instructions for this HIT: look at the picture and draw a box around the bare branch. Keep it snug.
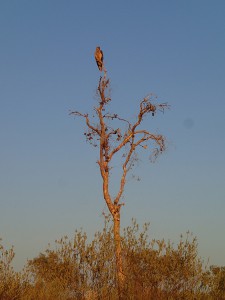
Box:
[103,113,131,127]
[70,110,100,136]
[114,135,135,205]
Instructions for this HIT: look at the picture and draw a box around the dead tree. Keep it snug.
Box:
[70,48,169,298]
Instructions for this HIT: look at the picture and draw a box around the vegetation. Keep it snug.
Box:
[0,219,224,299]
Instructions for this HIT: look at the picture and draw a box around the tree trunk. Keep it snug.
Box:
[113,211,125,299]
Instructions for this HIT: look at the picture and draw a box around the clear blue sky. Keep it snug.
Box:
[0,1,225,270]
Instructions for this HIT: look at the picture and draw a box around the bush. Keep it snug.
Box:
[0,219,224,299]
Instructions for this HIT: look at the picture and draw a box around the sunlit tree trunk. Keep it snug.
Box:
[113,211,125,297]
[100,147,125,295]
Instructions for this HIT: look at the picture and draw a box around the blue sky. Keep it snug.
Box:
[0,1,225,270]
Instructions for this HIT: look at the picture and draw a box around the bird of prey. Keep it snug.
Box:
[95,46,104,71]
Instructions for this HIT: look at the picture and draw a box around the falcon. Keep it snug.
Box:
[95,46,104,71]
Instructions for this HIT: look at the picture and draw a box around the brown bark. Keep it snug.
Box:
[113,210,125,298]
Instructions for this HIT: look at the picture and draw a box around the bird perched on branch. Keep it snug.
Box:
[95,46,104,71]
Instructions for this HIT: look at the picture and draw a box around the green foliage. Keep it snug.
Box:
[0,220,224,299]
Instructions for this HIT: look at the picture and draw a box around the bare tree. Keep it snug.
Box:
[70,48,169,298]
